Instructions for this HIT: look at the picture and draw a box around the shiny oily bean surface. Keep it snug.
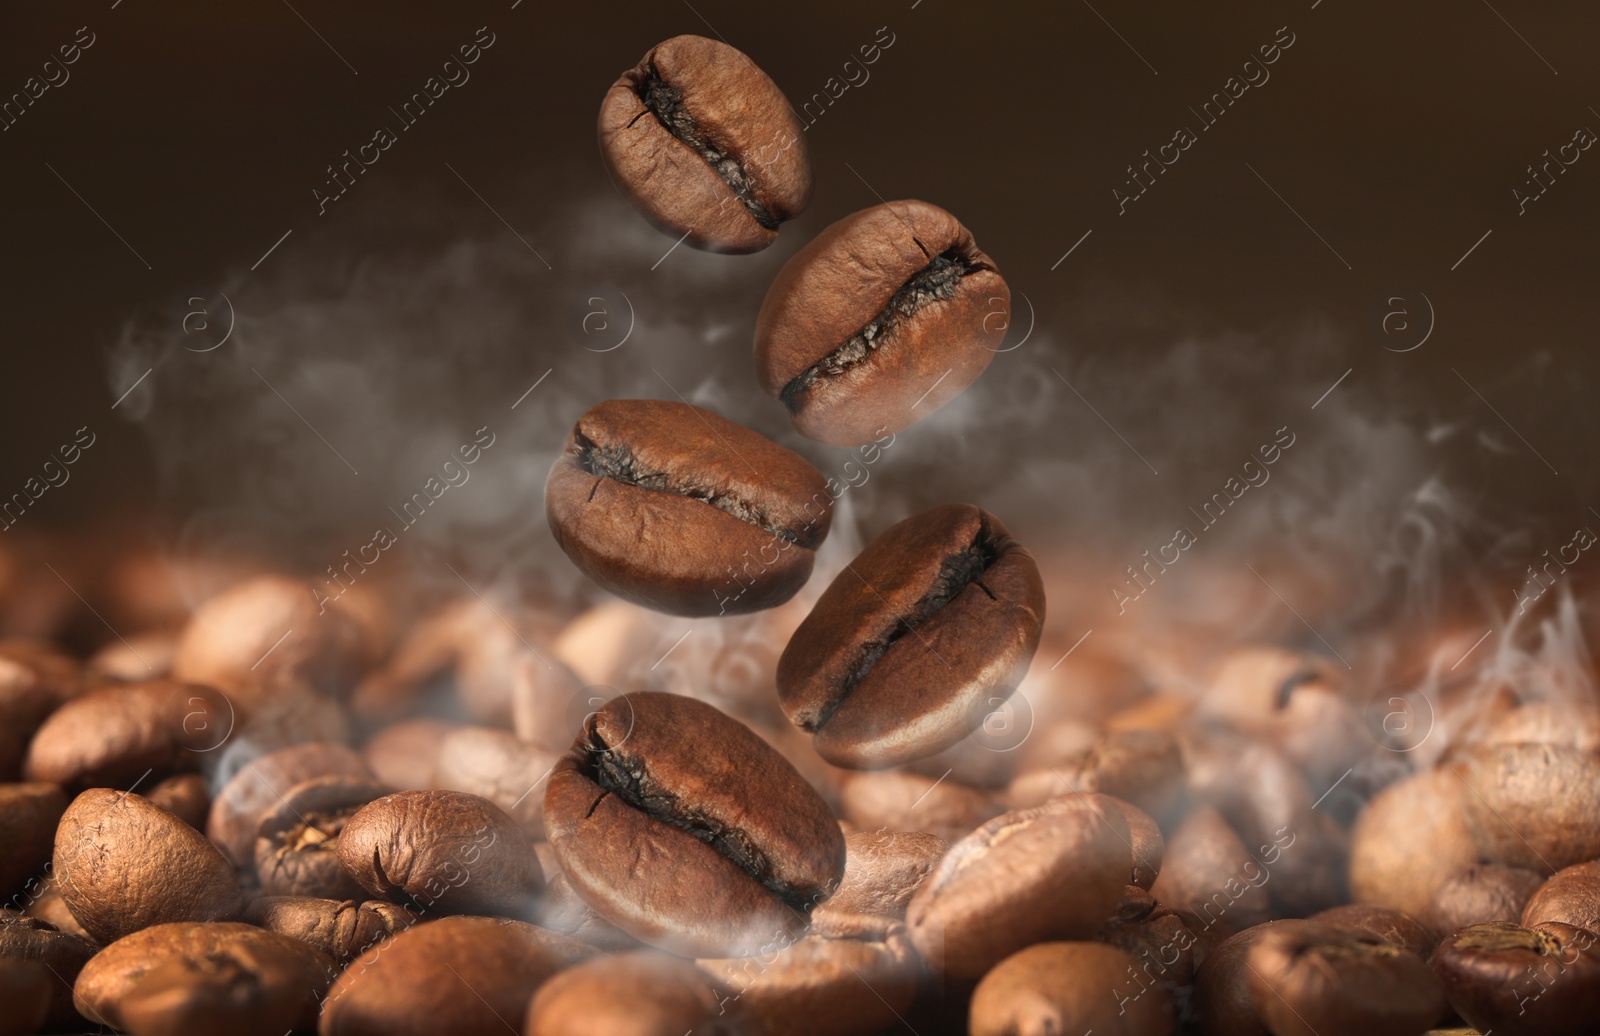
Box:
[970,941,1174,1036]
[23,679,232,789]
[546,399,831,616]
[543,692,844,958]
[526,950,735,1036]
[779,504,1044,768]
[755,200,1009,445]
[598,34,811,254]
[1523,859,1600,931]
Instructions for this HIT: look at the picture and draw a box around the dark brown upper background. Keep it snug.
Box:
[0,0,1594,591]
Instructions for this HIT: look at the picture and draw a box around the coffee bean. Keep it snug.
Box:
[145,772,210,830]
[337,789,543,917]
[434,726,560,831]
[836,769,1000,844]
[778,504,1044,767]
[72,921,333,1034]
[1009,728,1186,826]
[0,782,66,900]
[906,792,1130,979]
[54,789,244,944]
[0,916,97,1030]
[970,941,1174,1036]
[1523,859,1600,932]
[1244,919,1445,1036]
[360,718,459,790]
[1458,742,1600,873]
[1092,885,1197,1013]
[318,915,591,1036]
[1481,700,1600,752]
[1348,765,1478,920]
[255,776,389,900]
[698,925,920,1036]
[19,872,92,940]
[755,200,1010,445]
[811,829,949,925]
[598,35,811,254]
[546,399,832,617]
[0,958,51,1036]
[22,680,233,789]
[543,692,844,957]
[1151,804,1274,935]
[1426,863,1545,932]
[528,951,734,1036]
[1191,919,1289,1036]
[1432,921,1600,1036]
[510,652,587,752]
[208,741,371,870]
[0,644,82,782]
[1310,903,1437,959]
[242,896,415,967]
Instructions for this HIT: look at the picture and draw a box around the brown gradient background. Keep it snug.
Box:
[0,0,1595,543]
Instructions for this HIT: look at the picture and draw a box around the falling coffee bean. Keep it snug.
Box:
[779,504,1044,768]
[546,399,832,617]
[755,200,1010,445]
[543,692,845,957]
[598,35,811,254]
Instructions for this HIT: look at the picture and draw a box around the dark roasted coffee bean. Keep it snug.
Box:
[1428,863,1545,931]
[1151,805,1274,936]
[812,829,949,925]
[778,504,1044,767]
[22,679,233,789]
[544,692,844,957]
[598,35,810,254]
[1524,859,1600,931]
[755,201,1010,445]
[699,925,919,1036]
[254,776,388,900]
[0,958,52,1036]
[1458,742,1600,873]
[0,916,97,1030]
[1432,921,1600,1036]
[208,741,371,869]
[1092,885,1196,1017]
[906,792,1129,979]
[242,896,415,967]
[546,400,831,617]
[528,950,735,1036]
[145,772,210,830]
[1191,919,1288,1036]
[970,941,1174,1036]
[318,915,591,1036]
[1245,920,1445,1036]
[54,789,244,944]
[1310,903,1437,959]
[434,726,560,831]
[836,769,1000,844]
[337,789,542,917]
[73,921,333,1034]
[0,782,66,899]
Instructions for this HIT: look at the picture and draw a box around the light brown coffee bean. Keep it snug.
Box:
[360,718,459,790]
[527,951,734,1036]
[1429,863,1545,932]
[755,201,1010,445]
[23,679,234,789]
[1522,859,1600,931]
[1348,765,1477,919]
[1310,903,1437,960]
[1010,728,1185,826]
[144,772,210,830]
[242,896,415,967]
[598,35,811,254]
[1245,920,1445,1036]
[970,941,1174,1036]
[1458,742,1600,873]
[1192,920,1289,1036]
[812,829,949,925]
[1150,805,1273,933]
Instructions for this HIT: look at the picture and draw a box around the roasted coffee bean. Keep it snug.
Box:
[434,726,560,831]
[527,950,735,1036]
[1009,728,1186,825]
[254,776,388,900]
[208,741,371,869]
[19,873,93,939]
[0,782,66,898]
[1432,921,1600,1036]
[1482,700,1600,751]
[1092,885,1197,1015]
[171,575,368,700]
[145,772,210,829]
[812,829,949,925]
[1191,919,1289,1036]
[510,652,588,751]
[89,630,178,684]
[73,921,333,1034]
[598,35,810,254]
[836,769,1000,844]
[1523,859,1600,931]
[544,692,844,957]
[1310,903,1437,959]
[699,925,920,1036]
[1427,863,1545,932]
[0,643,82,781]
[242,896,415,967]
[318,915,591,1036]
[778,504,1044,767]
[970,941,1174,1036]
[337,789,542,917]
[54,789,244,944]
[1150,804,1273,933]
[906,792,1129,979]
[1348,765,1477,919]
[1245,920,1445,1036]
[1458,742,1600,872]
[546,400,832,617]
[0,915,97,1030]
[0,958,52,1036]
[755,201,1010,445]
[22,679,234,789]
[361,718,459,790]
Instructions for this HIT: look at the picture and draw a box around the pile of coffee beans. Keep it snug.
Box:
[2,30,1593,1036]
